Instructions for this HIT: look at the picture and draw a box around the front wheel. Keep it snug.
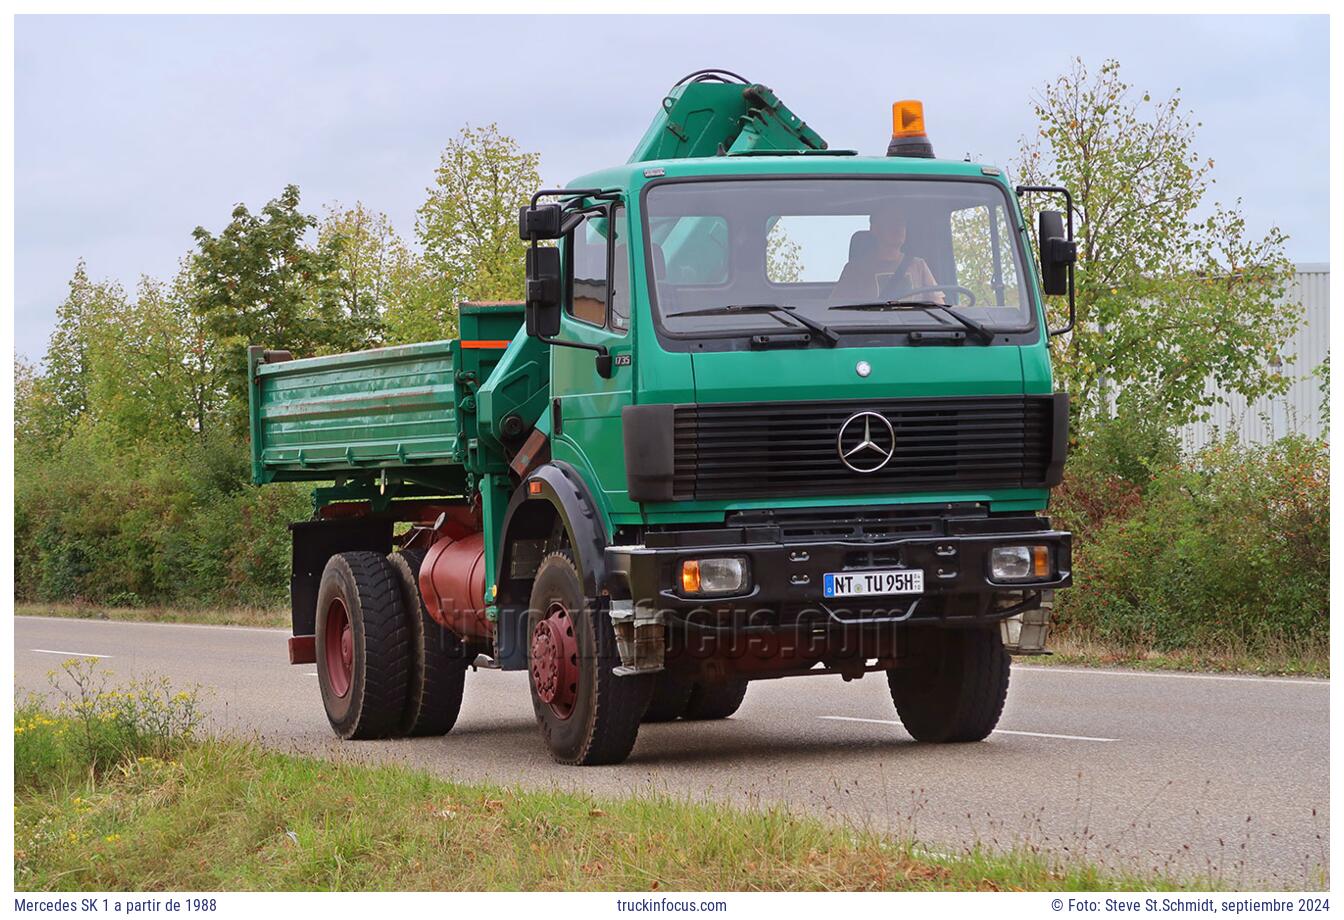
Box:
[886,625,1009,742]
[527,552,654,765]
[682,679,748,720]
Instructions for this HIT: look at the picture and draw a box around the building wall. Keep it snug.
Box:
[1179,263,1330,451]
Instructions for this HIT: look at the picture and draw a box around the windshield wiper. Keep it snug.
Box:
[665,303,840,346]
[826,301,995,345]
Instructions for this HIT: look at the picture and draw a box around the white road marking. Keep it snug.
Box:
[31,648,111,659]
[818,714,1117,743]
[18,615,285,635]
[304,672,319,677]
[1016,664,1326,687]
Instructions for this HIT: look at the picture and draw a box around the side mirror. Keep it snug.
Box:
[519,203,563,241]
[525,247,562,338]
[1038,210,1077,297]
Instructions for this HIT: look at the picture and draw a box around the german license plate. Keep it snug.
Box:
[823,569,924,598]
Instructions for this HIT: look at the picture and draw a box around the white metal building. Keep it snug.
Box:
[1179,263,1330,450]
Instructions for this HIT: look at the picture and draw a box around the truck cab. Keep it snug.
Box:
[250,72,1077,765]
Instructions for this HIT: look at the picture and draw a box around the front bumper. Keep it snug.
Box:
[604,515,1071,629]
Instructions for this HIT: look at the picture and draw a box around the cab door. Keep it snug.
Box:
[549,203,638,516]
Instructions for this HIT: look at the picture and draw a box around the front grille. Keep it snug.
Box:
[672,396,1055,500]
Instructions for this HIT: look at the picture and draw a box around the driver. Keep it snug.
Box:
[829,205,943,305]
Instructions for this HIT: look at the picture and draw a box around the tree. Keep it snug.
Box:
[318,202,413,349]
[190,185,354,425]
[765,222,804,284]
[416,123,543,321]
[40,261,127,437]
[1014,58,1297,428]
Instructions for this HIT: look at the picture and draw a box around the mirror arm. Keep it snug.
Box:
[537,332,613,378]
[1016,184,1076,338]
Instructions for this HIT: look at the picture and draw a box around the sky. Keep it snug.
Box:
[14,14,1330,362]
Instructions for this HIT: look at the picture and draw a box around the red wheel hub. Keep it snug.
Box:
[530,602,579,719]
[323,597,353,698]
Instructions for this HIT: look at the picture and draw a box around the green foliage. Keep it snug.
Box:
[1053,434,1329,651]
[14,424,309,607]
[765,221,804,283]
[17,123,548,612]
[1015,58,1299,428]
[15,658,202,788]
[415,122,542,315]
[190,184,367,430]
[1070,396,1183,488]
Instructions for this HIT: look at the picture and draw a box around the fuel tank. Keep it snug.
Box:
[418,531,490,641]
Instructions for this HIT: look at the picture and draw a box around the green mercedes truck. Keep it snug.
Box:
[248,70,1077,765]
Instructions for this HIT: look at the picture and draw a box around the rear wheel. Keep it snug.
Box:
[682,678,749,720]
[642,671,695,723]
[887,625,1009,742]
[527,552,654,765]
[314,551,410,740]
[387,548,469,737]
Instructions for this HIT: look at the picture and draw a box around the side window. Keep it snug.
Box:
[610,206,630,332]
[569,212,609,326]
[567,206,630,331]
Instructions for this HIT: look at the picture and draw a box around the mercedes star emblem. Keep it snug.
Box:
[837,411,896,473]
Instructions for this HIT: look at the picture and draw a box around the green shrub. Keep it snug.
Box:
[14,427,309,608]
[15,658,203,789]
[1054,434,1328,651]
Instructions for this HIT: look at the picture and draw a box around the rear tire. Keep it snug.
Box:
[642,671,695,723]
[387,548,469,737]
[314,551,410,740]
[527,552,654,765]
[682,679,748,720]
[887,625,1009,742]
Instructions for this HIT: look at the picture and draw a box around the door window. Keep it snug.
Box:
[566,206,630,332]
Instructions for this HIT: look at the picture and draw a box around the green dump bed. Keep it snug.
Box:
[248,303,528,489]
[248,340,461,484]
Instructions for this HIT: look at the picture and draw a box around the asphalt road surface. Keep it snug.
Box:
[14,616,1329,887]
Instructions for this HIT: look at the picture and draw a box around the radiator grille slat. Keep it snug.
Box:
[672,396,1055,500]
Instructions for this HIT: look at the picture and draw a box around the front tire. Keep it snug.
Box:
[642,671,695,723]
[314,551,410,740]
[682,679,749,720]
[527,552,654,765]
[887,625,1009,742]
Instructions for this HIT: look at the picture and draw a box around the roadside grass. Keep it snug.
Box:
[15,601,288,630]
[1031,629,1329,679]
[17,730,1208,893]
[15,662,1212,893]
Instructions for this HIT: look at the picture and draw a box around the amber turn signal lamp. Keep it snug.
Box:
[528,480,543,495]
[681,560,701,594]
[1033,545,1050,578]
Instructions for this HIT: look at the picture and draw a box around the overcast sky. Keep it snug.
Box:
[14,14,1329,361]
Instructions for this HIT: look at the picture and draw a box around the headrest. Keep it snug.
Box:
[849,230,876,262]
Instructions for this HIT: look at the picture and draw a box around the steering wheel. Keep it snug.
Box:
[886,284,978,308]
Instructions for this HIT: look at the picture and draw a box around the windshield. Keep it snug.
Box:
[643,178,1034,343]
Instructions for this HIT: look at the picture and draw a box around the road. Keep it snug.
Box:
[14,615,1329,887]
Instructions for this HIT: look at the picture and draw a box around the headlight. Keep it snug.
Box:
[680,557,749,595]
[990,545,1051,581]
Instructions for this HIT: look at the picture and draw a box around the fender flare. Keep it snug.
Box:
[496,461,610,601]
